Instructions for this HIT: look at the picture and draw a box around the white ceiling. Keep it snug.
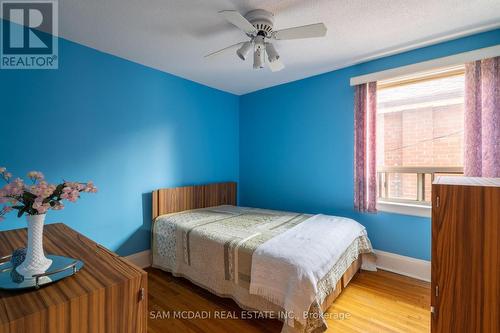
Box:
[57,1,500,94]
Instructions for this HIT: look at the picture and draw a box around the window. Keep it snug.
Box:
[376,67,465,216]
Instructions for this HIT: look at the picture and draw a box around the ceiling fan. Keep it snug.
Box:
[205,9,327,72]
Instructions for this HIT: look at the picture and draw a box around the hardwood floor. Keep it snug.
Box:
[147,268,430,333]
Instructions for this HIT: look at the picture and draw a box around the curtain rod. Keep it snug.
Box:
[350,44,500,86]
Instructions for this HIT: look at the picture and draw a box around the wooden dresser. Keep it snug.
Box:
[0,223,147,333]
[431,176,499,333]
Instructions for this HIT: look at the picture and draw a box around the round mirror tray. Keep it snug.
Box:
[0,254,84,290]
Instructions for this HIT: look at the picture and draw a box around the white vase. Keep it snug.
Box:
[16,214,52,278]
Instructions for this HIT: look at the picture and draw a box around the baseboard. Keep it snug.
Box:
[374,249,431,282]
[124,250,151,269]
[124,248,431,282]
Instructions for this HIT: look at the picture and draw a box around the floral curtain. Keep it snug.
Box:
[464,56,500,177]
[354,82,377,212]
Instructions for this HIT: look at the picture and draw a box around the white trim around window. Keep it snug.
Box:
[350,44,500,86]
[377,200,431,218]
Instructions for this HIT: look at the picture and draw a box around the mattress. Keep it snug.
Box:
[152,205,373,333]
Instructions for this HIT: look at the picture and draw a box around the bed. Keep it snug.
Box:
[151,182,375,333]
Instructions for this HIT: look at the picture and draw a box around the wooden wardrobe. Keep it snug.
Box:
[431,176,499,333]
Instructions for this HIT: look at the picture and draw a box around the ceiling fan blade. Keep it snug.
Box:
[204,42,244,58]
[219,10,257,35]
[273,23,327,40]
[268,58,285,72]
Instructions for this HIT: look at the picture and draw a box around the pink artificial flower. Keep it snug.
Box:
[33,199,50,214]
[0,189,7,203]
[29,181,54,200]
[61,186,71,199]
[83,181,98,193]
[33,198,43,207]
[52,202,64,210]
[0,168,11,183]
[38,205,49,214]
[1,178,24,196]
[27,171,44,181]
[70,190,80,202]
[0,168,96,217]
[61,185,81,202]
[30,185,40,196]
[65,182,83,192]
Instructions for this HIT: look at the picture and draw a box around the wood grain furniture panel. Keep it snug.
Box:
[431,176,500,333]
[320,256,361,312]
[341,254,362,288]
[152,182,237,220]
[0,223,147,333]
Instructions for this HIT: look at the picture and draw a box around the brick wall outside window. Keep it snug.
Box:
[376,74,464,202]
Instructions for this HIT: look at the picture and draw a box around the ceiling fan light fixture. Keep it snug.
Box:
[253,47,265,69]
[253,36,265,69]
[265,42,279,63]
[208,8,328,73]
[236,41,253,60]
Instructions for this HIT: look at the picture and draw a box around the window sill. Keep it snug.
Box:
[377,200,431,218]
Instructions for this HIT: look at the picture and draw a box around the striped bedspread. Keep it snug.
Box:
[152,205,373,333]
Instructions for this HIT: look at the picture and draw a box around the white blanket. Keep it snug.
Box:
[249,214,369,326]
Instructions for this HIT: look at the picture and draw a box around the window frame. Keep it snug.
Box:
[375,68,465,217]
[376,166,463,217]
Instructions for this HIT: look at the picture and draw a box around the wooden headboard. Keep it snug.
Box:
[152,182,237,220]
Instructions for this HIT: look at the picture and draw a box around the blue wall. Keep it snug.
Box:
[0,35,239,255]
[239,29,500,261]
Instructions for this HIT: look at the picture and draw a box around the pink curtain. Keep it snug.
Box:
[354,82,377,212]
[464,57,500,177]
